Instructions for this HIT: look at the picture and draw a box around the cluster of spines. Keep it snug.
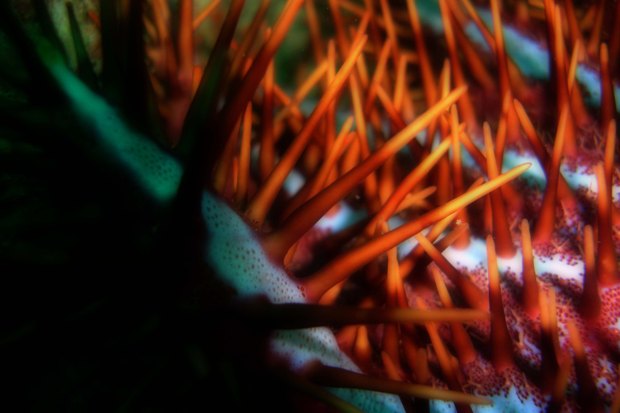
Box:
[151,0,619,411]
[35,0,620,411]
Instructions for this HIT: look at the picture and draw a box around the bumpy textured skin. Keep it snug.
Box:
[202,191,405,413]
[51,57,406,412]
